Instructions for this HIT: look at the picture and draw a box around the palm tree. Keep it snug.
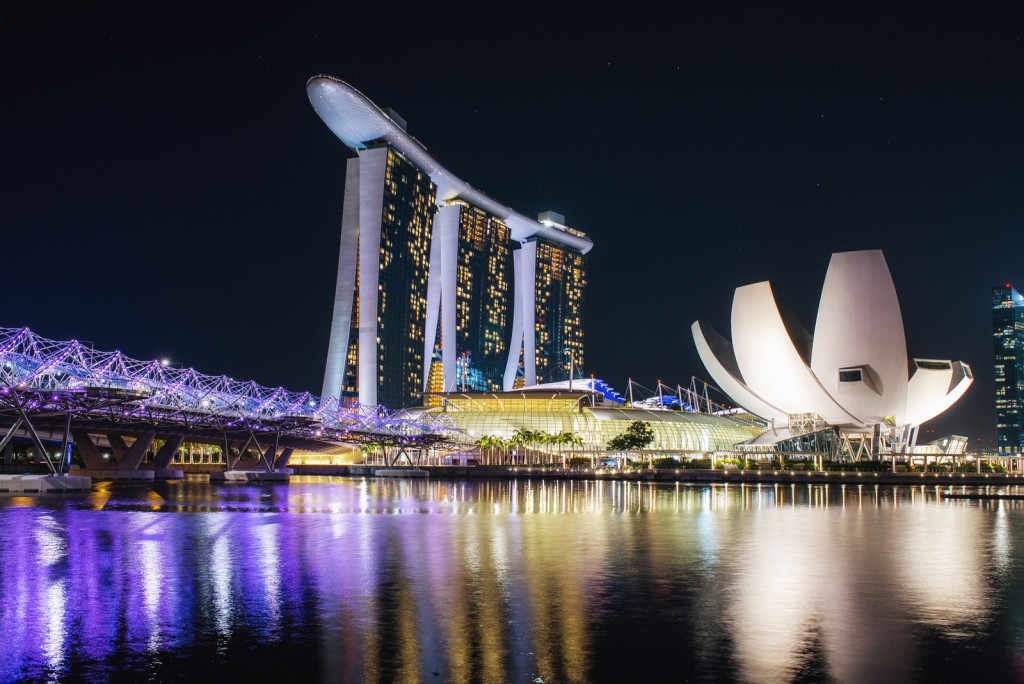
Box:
[474,435,492,464]
[540,432,559,465]
[557,432,582,468]
[529,430,549,464]
[527,430,543,464]
[477,434,507,465]
[543,432,558,466]
[510,428,533,464]
[550,431,567,467]
[494,436,510,465]
[531,432,544,464]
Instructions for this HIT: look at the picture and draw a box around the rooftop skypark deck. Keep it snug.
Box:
[306,75,593,254]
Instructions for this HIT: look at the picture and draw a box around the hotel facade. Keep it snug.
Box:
[308,77,592,409]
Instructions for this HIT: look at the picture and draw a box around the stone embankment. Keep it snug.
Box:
[0,475,92,492]
[290,464,1024,486]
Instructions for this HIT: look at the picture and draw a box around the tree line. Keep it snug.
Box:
[473,421,654,466]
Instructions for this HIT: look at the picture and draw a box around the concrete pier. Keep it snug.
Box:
[73,469,185,481]
[0,475,92,492]
[210,471,291,483]
[374,468,428,478]
[153,469,185,480]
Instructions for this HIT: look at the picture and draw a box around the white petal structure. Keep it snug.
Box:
[691,320,788,425]
[691,250,971,433]
[905,360,973,427]
[811,250,908,424]
[731,282,864,427]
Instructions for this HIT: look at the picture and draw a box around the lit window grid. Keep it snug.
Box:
[530,238,586,381]
[446,204,513,391]
[369,146,437,408]
[993,284,1024,453]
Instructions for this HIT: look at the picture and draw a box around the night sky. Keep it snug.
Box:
[3,6,1022,446]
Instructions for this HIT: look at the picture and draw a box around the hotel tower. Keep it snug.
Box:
[308,77,592,409]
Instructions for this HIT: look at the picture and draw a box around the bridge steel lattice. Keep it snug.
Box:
[0,327,457,475]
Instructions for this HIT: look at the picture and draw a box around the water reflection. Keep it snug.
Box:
[0,478,1022,682]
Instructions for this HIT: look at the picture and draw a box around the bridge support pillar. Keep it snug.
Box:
[226,446,242,470]
[108,434,128,462]
[258,431,282,472]
[274,448,294,469]
[260,445,276,472]
[119,433,156,470]
[72,430,107,470]
[239,446,264,470]
[152,435,185,470]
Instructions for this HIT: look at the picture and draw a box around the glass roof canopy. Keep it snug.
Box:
[412,391,762,453]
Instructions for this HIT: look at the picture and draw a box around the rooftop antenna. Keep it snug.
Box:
[460,351,468,393]
[566,348,574,392]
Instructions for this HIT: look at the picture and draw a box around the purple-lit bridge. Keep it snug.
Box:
[0,327,457,477]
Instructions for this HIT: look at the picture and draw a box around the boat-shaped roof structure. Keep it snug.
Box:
[306,75,593,254]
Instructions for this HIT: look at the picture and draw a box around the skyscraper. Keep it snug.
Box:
[502,219,587,388]
[323,145,435,410]
[308,76,593,408]
[424,199,512,394]
[993,284,1024,454]
[530,214,587,385]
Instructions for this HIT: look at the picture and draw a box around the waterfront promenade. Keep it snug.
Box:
[290,464,1024,487]
[4,462,1019,489]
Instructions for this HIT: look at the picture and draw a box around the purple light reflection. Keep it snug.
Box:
[0,480,1014,682]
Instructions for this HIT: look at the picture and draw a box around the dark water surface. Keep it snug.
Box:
[2,476,1024,683]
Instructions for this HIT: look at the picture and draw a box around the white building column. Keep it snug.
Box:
[423,202,461,392]
[504,241,537,389]
[321,157,361,402]
[355,148,388,408]
[422,208,443,391]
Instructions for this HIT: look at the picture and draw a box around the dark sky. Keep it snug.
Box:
[2,5,1022,446]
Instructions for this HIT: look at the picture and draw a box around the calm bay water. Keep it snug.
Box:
[1,476,1023,683]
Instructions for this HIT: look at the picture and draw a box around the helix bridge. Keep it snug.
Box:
[0,327,458,475]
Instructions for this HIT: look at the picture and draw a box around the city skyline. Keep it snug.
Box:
[3,6,1023,444]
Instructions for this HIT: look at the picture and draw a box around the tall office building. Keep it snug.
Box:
[308,76,593,408]
[993,284,1024,454]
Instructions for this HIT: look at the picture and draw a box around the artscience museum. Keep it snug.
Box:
[691,250,972,458]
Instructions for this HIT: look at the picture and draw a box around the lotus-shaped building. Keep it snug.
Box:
[691,250,972,453]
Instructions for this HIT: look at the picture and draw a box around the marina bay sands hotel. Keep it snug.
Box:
[307,76,592,409]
